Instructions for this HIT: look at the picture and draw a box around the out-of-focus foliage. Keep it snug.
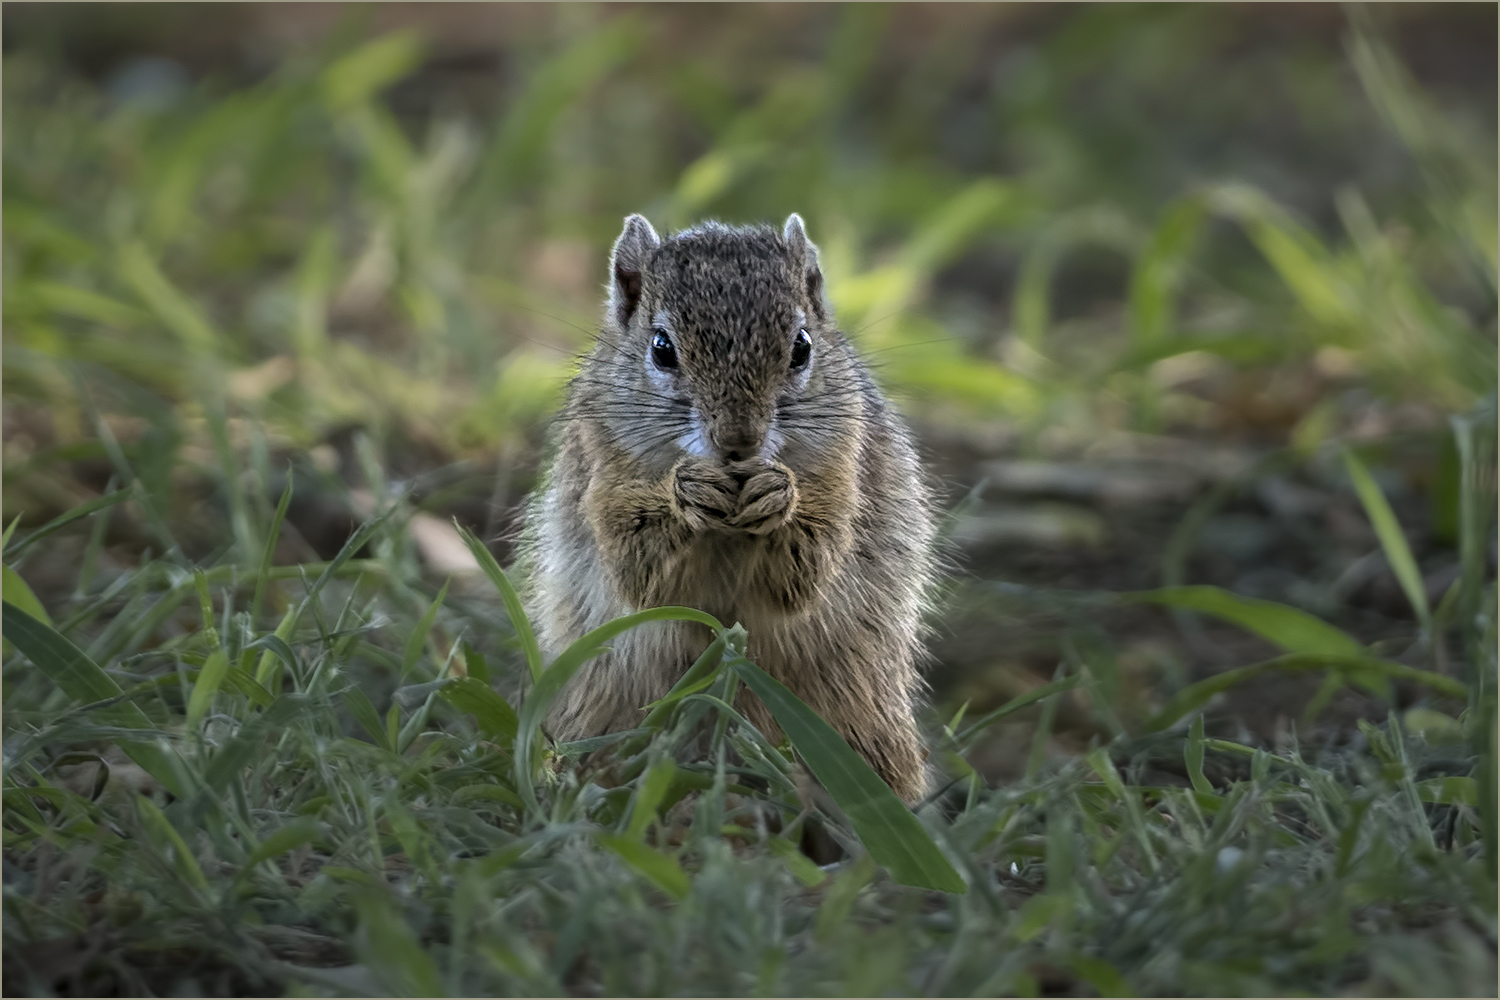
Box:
[4,6,1493,490]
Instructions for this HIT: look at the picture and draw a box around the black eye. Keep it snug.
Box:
[790,328,812,370]
[650,329,678,370]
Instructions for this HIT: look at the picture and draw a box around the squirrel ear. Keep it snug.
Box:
[609,214,660,326]
[783,213,810,255]
[783,213,827,319]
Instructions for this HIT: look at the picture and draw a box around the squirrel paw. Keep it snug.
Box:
[727,462,797,535]
[671,459,740,531]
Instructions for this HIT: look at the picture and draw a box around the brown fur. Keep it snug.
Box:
[516,214,938,802]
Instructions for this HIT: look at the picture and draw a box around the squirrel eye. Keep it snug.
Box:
[790,328,812,370]
[650,329,678,370]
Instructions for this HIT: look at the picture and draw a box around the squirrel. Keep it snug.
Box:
[517,213,938,803]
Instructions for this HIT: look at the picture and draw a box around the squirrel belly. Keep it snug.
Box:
[516,213,939,803]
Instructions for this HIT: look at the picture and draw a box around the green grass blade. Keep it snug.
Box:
[1143,652,1464,733]
[638,629,734,726]
[1028,664,1066,781]
[955,673,1081,748]
[766,836,828,887]
[237,817,325,882]
[185,649,229,733]
[1128,195,1206,347]
[396,690,439,755]
[513,606,722,814]
[249,475,293,629]
[624,757,676,841]
[203,396,258,567]
[4,601,187,796]
[192,568,220,644]
[1185,715,1213,795]
[3,565,52,627]
[252,607,299,688]
[136,795,210,893]
[1415,776,1478,806]
[385,704,401,753]
[1343,449,1431,629]
[222,666,274,708]
[595,832,690,900]
[456,521,543,683]
[3,488,132,559]
[320,31,427,111]
[1,514,21,551]
[118,241,220,355]
[1452,412,1496,650]
[1128,585,1365,658]
[343,686,392,753]
[1071,956,1135,999]
[401,577,451,679]
[306,502,401,601]
[201,695,311,793]
[452,784,525,810]
[440,677,519,743]
[481,18,643,192]
[731,658,966,894]
[351,889,447,998]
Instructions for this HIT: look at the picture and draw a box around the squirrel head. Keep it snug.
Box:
[584,213,858,469]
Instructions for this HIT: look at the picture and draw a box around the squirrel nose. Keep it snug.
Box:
[714,427,764,462]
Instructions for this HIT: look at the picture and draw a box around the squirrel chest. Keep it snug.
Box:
[519,214,937,802]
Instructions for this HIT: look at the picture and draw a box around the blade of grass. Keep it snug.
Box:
[351,889,446,998]
[4,601,187,796]
[955,673,1081,750]
[457,521,542,683]
[76,483,115,598]
[343,686,392,753]
[396,690,439,755]
[440,677,519,744]
[1129,195,1206,347]
[634,628,737,735]
[401,577,451,680]
[595,832,690,900]
[1185,715,1213,795]
[3,488,132,560]
[248,475,294,629]
[136,795,210,894]
[1343,448,1431,630]
[1027,663,1067,780]
[1143,652,1464,733]
[1128,585,1366,658]
[512,606,722,814]
[185,649,230,733]
[320,31,427,111]
[249,624,299,689]
[234,817,325,885]
[203,393,259,567]
[624,756,677,841]
[3,565,52,627]
[732,657,967,894]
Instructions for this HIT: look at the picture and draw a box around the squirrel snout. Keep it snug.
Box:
[711,427,766,464]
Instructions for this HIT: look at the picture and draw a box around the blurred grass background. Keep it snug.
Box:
[2,3,1496,996]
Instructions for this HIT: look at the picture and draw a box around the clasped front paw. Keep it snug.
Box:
[672,458,797,535]
[671,459,740,531]
[726,460,797,535]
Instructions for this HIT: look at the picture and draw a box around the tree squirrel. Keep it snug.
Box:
[518,213,938,802]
